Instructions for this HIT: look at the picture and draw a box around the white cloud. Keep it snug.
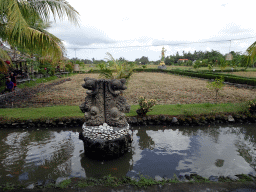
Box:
[48,0,256,60]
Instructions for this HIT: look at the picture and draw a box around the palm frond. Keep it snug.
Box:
[3,0,31,44]
[0,0,79,59]
[0,47,12,62]
[28,0,80,26]
[246,41,256,63]
[97,62,113,79]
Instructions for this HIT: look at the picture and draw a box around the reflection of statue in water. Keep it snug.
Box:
[79,78,132,159]
[158,47,167,69]
[80,148,133,178]
[136,129,155,150]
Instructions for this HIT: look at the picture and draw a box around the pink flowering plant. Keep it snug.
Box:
[136,96,156,115]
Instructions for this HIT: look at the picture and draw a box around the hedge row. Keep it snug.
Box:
[86,68,256,86]
[169,70,256,86]
[87,68,246,74]
[132,68,247,73]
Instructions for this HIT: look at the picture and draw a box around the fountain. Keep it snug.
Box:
[79,77,132,159]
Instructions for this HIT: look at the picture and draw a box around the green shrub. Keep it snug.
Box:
[65,64,73,73]
[207,76,225,103]
[38,62,55,76]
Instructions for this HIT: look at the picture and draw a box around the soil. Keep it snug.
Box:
[17,72,256,108]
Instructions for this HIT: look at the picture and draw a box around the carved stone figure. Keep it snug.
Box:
[79,77,132,158]
[80,78,130,127]
[105,79,130,128]
[80,78,105,126]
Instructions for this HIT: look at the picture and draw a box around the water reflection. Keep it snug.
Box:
[131,125,256,178]
[0,124,256,185]
[80,150,133,178]
[0,128,78,184]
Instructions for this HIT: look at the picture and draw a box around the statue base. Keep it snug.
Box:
[79,123,132,159]
[158,65,167,70]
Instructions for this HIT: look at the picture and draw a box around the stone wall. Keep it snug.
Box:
[0,113,255,129]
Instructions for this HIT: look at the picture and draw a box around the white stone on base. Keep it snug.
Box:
[82,123,130,140]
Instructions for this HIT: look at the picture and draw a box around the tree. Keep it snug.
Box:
[207,76,225,104]
[118,57,126,63]
[246,41,256,67]
[139,56,149,65]
[218,57,228,71]
[0,0,79,72]
[0,44,11,73]
[193,60,201,70]
[97,52,135,83]
[164,57,174,65]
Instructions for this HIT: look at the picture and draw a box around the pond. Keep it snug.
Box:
[0,123,256,185]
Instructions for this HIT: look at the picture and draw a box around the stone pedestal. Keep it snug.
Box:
[158,61,166,69]
[79,123,132,159]
[158,65,167,69]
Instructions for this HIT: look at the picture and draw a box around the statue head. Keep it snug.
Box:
[110,79,127,90]
[82,77,98,95]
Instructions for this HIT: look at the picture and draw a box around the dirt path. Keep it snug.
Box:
[20,72,256,108]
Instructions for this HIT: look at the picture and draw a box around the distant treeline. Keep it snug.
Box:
[70,49,254,68]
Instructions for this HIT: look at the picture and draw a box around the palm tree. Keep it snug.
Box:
[246,42,256,68]
[0,44,11,73]
[0,0,79,72]
[97,52,135,83]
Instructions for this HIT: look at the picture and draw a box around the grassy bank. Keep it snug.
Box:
[0,173,255,191]
[18,73,75,89]
[0,102,248,120]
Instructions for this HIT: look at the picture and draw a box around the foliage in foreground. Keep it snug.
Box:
[1,174,255,190]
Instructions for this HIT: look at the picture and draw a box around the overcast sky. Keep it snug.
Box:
[48,0,256,61]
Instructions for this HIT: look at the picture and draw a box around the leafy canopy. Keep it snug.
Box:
[97,52,135,82]
[0,0,80,72]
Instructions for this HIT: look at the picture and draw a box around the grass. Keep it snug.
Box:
[0,102,248,120]
[18,73,75,89]
[128,102,247,117]
[49,174,256,190]
[0,105,82,120]
[1,174,254,191]
[56,179,71,189]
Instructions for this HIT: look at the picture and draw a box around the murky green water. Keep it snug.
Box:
[0,124,256,185]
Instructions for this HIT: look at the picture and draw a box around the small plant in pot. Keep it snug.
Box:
[136,96,156,116]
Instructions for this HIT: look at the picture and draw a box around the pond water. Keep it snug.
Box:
[0,124,256,185]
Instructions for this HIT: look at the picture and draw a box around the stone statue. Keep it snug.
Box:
[79,77,132,159]
[161,46,167,61]
[158,47,167,69]
[79,78,130,127]
[79,77,104,126]
[105,79,130,127]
